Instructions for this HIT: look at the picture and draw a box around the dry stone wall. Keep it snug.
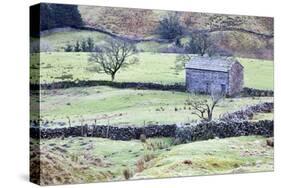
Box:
[30,120,273,141]
[32,81,186,92]
[220,102,273,121]
[31,81,273,97]
[175,120,273,143]
[30,102,274,141]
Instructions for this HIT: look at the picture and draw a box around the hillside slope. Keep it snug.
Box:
[78,5,273,59]
[78,6,273,38]
[31,136,273,185]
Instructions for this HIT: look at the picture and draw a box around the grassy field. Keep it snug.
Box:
[30,9,274,186]
[241,58,274,90]
[31,52,273,89]
[39,30,169,52]
[41,30,109,52]
[31,52,181,85]
[32,136,273,185]
[39,86,273,127]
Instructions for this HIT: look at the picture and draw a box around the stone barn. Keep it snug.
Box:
[185,57,244,96]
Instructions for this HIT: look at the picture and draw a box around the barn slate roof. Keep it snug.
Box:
[185,57,241,72]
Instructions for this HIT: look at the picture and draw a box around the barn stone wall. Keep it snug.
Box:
[186,69,229,94]
[229,62,244,96]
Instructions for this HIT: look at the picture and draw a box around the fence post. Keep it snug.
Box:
[67,116,71,127]
[84,124,88,137]
[106,120,110,138]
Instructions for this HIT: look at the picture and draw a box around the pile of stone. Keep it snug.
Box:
[31,119,273,142]
[30,124,176,140]
[174,120,273,143]
[31,80,186,92]
[242,87,274,97]
[220,102,273,121]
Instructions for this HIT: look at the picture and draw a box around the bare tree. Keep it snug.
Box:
[184,31,233,57]
[88,38,138,81]
[187,88,225,121]
[156,12,184,41]
[174,54,190,73]
[185,32,213,56]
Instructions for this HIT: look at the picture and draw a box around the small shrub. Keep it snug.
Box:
[266,138,274,147]
[143,153,155,162]
[64,44,73,52]
[135,159,145,173]
[123,168,133,180]
[86,37,95,52]
[70,154,79,163]
[145,139,172,151]
[74,41,81,52]
[183,160,193,165]
[156,12,184,40]
[81,40,87,52]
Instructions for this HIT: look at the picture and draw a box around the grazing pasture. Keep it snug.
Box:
[39,30,169,52]
[31,52,273,90]
[39,86,273,127]
[30,5,274,186]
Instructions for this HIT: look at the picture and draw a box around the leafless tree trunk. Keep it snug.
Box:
[88,38,139,81]
[187,88,225,121]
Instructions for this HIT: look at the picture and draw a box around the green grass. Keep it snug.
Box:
[35,136,273,184]
[238,58,274,89]
[251,112,274,121]
[31,52,273,90]
[41,30,170,52]
[39,86,273,127]
[41,30,109,52]
[32,52,182,85]
[32,52,273,126]
[134,136,273,178]
[136,41,170,52]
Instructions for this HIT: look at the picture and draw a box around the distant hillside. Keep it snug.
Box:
[78,6,273,38]
[33,4,273,59]
[78,5,273,59]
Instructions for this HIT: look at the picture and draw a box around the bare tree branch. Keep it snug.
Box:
[187,88,225,121]
[88,38,139,81]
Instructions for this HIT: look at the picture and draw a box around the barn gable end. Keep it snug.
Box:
[228,61,244,96]
[185,57,244,96]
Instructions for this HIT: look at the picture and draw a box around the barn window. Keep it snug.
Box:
[221,84,226,93]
